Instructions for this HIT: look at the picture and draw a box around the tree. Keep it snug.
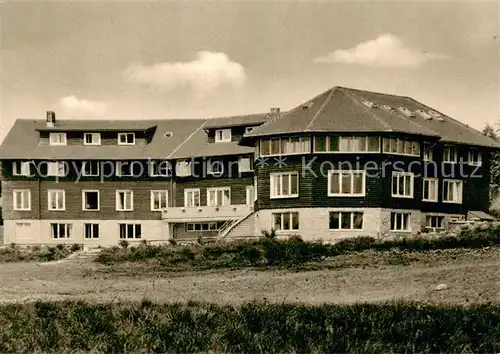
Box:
[483,124,500,204]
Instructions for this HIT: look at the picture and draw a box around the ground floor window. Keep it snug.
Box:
[84,223,100,239]
[119,223,142,239]
[329,211,363,230]
[390,212,411,231]
[273,212,299,231]
[426,215,444,229]
[51,223,72,239]
[186,221,226,232]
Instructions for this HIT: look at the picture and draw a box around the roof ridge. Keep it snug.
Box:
[167,120,208,159]
[304,88,336,131]
[339,86,412,100]
[340,87,393,131]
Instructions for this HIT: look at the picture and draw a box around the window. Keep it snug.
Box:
[175,160,192,177]
[82,190,99,211]
[329,211,364,230]
[207,159,224,175]
[116,190,133,211]
[48,189,65,211]
[238,157,253,172]
[259,136,311,156]
[426,216,444,229]
[51,223,72,239]
[443,180,463,203]
[84,223,99,239]
[149,160,172,177]
[12,161,33,176]
[82,161,100,177]
[423,143,434,161]
[207,187,231,206]
[443,146,457,163]
[392,172,414,198]
[273,212,299,231]
[390,212,411,231]
[468,150,482,166]
[151,190,168,211]
[13,189,31,211]
[116,161,141,177]
[383,138,420,156]
[423,178,438,202]
[186,221,225,232]
[119,224,142,239]
[215,129,232,142]
[47,161,67,177]
[118,132,135,145]
[270,172,299,198]
[83,133,101,145]
[328,170,365,196]
[314,136,380,153]
[49,132,67,146]
[184,188,201,207]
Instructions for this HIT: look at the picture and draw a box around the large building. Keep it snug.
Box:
[0,86,498,246]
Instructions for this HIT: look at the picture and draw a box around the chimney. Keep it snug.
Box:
[270,107,280,115]
[46,111,56,127]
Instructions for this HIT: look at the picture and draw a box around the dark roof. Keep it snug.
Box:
[35,120,158,132]
[203,113,268,129]
[242,86,500,149]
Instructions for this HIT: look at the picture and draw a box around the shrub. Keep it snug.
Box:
[118,240,129,249]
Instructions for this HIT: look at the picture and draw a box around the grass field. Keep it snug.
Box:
[0,300,499,353]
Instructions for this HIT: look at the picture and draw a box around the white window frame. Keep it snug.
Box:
[422,177,438,202]
[149,160,171,177]
[238,156,253,172]
[51,223,72,239]
[116,161,136,177]
[82,190,100,211]
[119,223,142,239]
[391,172,414,199]
[175,160,192,177]
[47,189,66,211]
[426,215,445,230]
[117,132,135,145]
[184,188,201,207]
[383,138,420,156]
[84,223,100,239]
[150,190,168,211]
[329,211,364,230]
[115,190,134,211]
[13,189,31,211]
[215,129,232,142]
[390,212,411,232]
[47,161,68,177]
[186,222,221,232]
[468,150,482,166]
[270,172,299,199]
[327,170,366,197]
[206,158,224,175]
[206,187,231,206]
[12,161,33,176]
[272,211,300,231]
[442,179,463,204]
[259,136,311,156]
[423,143,434,161]
[49,132,67,146]
[443,145,457,163]
[83,132,101,145]
[82,161,100,177]
[314,136,380,154]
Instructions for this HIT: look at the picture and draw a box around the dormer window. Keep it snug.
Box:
[468,150,482,166]
[84,133,101,145]
[49,133,67,146]
[215,129,231,142]
[443,145,457,163]
[118,133,135,145]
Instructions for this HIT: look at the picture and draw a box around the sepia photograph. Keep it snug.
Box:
[0,0,499,352]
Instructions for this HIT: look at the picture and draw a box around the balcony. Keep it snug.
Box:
[162,204,253,222]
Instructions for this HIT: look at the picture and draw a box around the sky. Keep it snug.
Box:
[1,1,499,139]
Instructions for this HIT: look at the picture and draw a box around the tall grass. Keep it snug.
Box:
[96,226,500,269]
[0,300,499,353]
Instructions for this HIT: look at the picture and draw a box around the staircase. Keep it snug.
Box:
[218,210,256,239]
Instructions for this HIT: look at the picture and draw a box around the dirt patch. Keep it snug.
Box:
[1,247,499,305]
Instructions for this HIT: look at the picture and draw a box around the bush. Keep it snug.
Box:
[0,300,500,353]
[118,240,129,249]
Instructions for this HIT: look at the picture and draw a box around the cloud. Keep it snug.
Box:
[314,34,449,68]
[124,51,247,95]
[57,96,108,117]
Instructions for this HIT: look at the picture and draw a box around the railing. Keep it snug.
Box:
[162,204,253,222]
